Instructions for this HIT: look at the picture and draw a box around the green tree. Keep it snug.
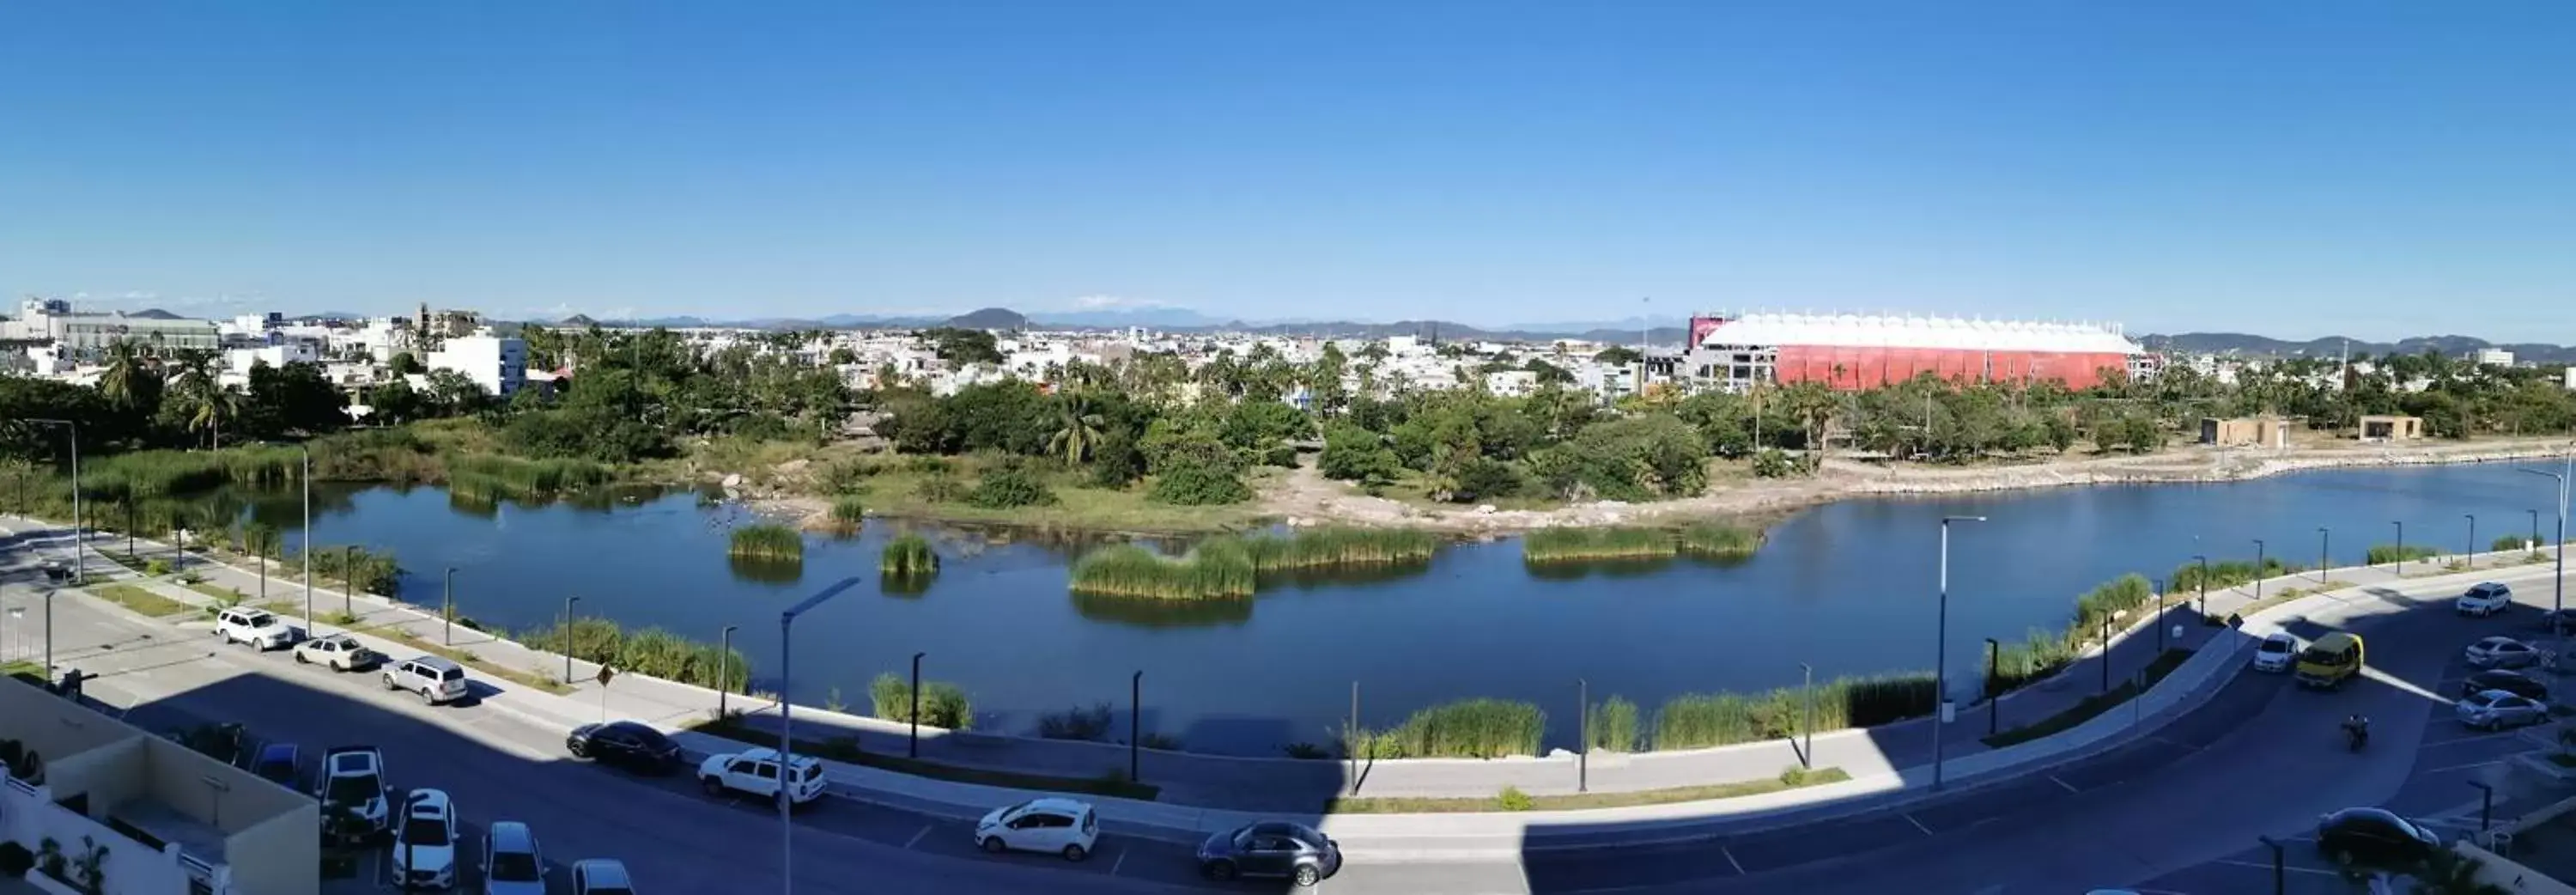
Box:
[388,352,424,375]
[1047,394,1107,465]
[97,340,162,415]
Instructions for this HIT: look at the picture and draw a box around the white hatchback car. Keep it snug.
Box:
[2252,633,2299,673]
[2458,582,2514,617]
[975,797,1099,862]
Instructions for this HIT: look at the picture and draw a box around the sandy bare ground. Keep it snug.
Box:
[1259,436,2576,534]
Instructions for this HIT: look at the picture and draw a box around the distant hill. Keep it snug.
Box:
[946,307,1028,330]
[2141,332,2576,365]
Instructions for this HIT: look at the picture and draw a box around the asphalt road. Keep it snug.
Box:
[6,523,2567,895]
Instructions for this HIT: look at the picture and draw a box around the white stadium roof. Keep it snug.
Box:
[1701,313,2144,355]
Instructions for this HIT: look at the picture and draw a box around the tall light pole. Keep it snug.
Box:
[718,625,738,719]
[2534,509,2544,549]
[1933,514,1985,791]
[1800,661,1817,765]
[2391,521,2406,572]
[560,596,582,684]
[29,420,79,583]
[1129,670,1144,783]
[1577,677,1589,792]
[2465,514,2477,568]
[2192,554,2209,618]
[2317,527,2330,583]
[301,447,313,632]
[441,568,457,646]
[2523,469,2566,658]
[2251,539,2266,605]
[778,576,868,895]
[908,651,926,758]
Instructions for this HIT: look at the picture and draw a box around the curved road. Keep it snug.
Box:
[4,525,2561,895]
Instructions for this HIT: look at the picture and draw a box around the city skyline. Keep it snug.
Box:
[4,3,2571,342]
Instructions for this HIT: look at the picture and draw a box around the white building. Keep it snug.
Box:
[426,334,527,396]
[1,296,220,356]
[226,343,321,376]
[2470,348,2515,368]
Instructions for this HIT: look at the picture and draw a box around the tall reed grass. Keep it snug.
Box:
[2366,543,2439,564]
[829,496,867,533]
[868,673,973,729]
[1653,673,1936,750]
[1068,543,1255,600]
[1346,698,1545,758]
[880,533,939,578]
[445,454,609,500]
[1588,697,1640,752]
[1677,524,1763,560]
[1522,527,1679,564]
[728,524,804,561]
[519,618,749,691]
[2169,557,2294,594]
[1238,527,1438,572]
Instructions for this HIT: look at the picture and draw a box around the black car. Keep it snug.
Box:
[1197,821,1341,887]
[2461,669,2550,702]
[2317,807,2441,868]
[2541,609,2576,635]
[567,721,683,774]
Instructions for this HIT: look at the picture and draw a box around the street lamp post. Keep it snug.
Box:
[2392,521,2405,572]
[2192,554,2209,618]
[561,596,581,684]
[1130,671,1144,783]
[2317,527,2330,583]
[908,652,926,758]
[777,577,867,895]
[2534,509,2544,548]
[29,420,80,584]
[1577,677,1589,791]
[343,545,355,615]
[2257,835,2286,895]
[301,447,313,633]
[718,625,738,719]
[2523,469,2567,659]
[1933,514,1984,791]
[1800,661,1817,765]
[442,568,457,646]
[2251,539,2266,605]
[2153,579,2166,651]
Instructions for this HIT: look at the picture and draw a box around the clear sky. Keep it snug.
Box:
[4,2,2570,340]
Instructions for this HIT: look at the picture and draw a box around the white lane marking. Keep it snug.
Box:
[2422,730,2520,748]
[2424,758,2507,775]
[1721,846,1746,875]
[1109,844,1127,876]
[1903,813,1933,836]
[902,824,931,849]
[2048,775,2081,794]
[2215,859,2341,877]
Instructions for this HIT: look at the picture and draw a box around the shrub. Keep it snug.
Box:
[1778,764,1814,787]
[828,496,866,532]
[144,558,173,576]
[727,524,803,561]
[1139,732,1182,751]
[1452,458,1522,502]
[912,474,965,503]
[1588,696,1639,752]
[1283,742,1330,760]
[816,459,872,494]
[2366,543,2439,565]
[904,455,954,475]
[0,840,30,879]
[867,673,973,730]
[880,534,939,579]
[1497,786,1535,811]
[1039,703,1115,741]
[965,468,1058,509]
[1750,448,1799,478]
[2496,535,2538,552]
[1148,460,1254,506]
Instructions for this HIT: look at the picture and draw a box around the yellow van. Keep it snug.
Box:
[2296,631,2365,689]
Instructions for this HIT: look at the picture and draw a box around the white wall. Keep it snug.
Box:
[0,777,194,895]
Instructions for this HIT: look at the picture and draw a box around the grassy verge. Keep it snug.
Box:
[2225,580,2354,620]
[1984,648,2194,748]
[859,463,1277,533]
[3,659,44,683]
[182,579,250,605]
[86,583,197,618]
[689,715,1160,801]
[1327,767,1851,813]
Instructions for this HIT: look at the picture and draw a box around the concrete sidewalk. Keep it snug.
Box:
[3,512,2565,840]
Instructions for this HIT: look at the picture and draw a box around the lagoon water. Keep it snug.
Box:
[270,462,2560,754]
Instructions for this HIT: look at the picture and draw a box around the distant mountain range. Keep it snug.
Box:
[2138,332,2576,365]
[507,307,2572,364]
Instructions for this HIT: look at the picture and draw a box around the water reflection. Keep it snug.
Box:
[1525,558,1679,581]
[1071,591,1255,629]
[727,555,805,584]
[880,575,933,599]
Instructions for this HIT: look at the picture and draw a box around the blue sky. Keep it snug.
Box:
[3,2,2570,340]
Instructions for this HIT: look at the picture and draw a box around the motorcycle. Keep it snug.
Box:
[2343,719,2370,752]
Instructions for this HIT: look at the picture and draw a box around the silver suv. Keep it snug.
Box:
[381,656,469,705]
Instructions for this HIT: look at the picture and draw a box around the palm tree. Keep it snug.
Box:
[189,385,242,448]
[98,339,158,410]
[1047,395,1106,465]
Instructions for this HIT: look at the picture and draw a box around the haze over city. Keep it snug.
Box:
[3,3,2571,340]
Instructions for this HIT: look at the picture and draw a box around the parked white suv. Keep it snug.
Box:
[214,607,295,650]
[975,798,1099,862]
[318,746,391,841]
[382,656,470,705]
[479,820,548,895]
[392,788,459,890]
[2458,582,2514,617]
[696,747,826,806]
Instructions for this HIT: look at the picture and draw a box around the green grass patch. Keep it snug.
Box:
[86,583,197,618]
[829,496,867,533]
[1983,648,2192,747]
[859,460,1274,533]
[1677,524,1763,560]
[183,580,248,605]
[368,625,572,695]
[880,533,940,579]
[1327,766,1851,813]
[444,453,610,501]
[728,524,804,561]
[690,715,1158,801]
[1522,527,1678,564]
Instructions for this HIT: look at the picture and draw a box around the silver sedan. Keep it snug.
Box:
[2456,689,2549,730]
